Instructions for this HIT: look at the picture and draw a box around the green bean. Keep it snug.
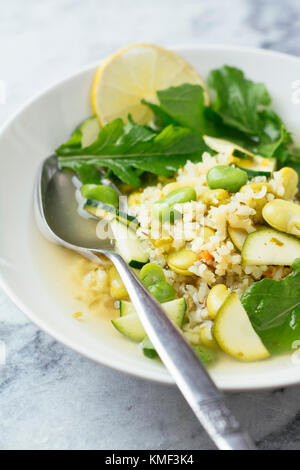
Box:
[148,281,176,303]
[207,165,248,192]
[81,184,119,208]
[140,263,165,287]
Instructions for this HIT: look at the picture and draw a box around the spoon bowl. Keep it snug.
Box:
[36,155,112,254]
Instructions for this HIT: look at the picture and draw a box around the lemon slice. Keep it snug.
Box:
[92,44,209,126]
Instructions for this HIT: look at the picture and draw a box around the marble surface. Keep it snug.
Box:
[1,0,300,450]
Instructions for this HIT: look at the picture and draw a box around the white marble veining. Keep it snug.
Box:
[1,0,300,450]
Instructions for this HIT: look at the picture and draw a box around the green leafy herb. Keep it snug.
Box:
[141,100,178,129]
[57,118,208,187]
[58,126,83,152]
[242,259,300,354]
[207,65,298,165]
[56,67,300,189]
[155,84,214,134]
[74,164,101,184]
[208,65,271,135]
[256,110,292,159]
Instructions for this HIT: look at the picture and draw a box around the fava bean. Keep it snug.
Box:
[152,203,181,223]
[148,281,176,303]
[162,182,182,196]
[277,167,298,200]
[207,165,248,192]
[262,199,300,237]
[240,182,271,222]
[81,184,119,208]
[202,189,230,206]
[140,263,165,287]
[161,186,197,206]
[153,186,196,223]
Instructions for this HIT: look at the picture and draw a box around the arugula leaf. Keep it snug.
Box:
[143,82,282,157]
[144,84,218,136]
[57,118,203,159]
[75,164,101,184]
[143,84,207,132]
[207,66,297,162]
[256,110,290,158]
[57,118,208,187]
[242,259,300,354]
[208,65,271,135]
[56,71,299,189]
[141,99,178,129]
[156,84,212,134]
[58,126,82,152]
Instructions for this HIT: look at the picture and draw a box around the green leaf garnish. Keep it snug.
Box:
[242,259,300,354]
[208,65,271,135]
[57,118,208,187]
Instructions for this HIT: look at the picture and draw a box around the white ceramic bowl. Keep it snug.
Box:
[1,45,300,390]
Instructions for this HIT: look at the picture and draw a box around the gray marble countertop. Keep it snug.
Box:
[1,0,300,450]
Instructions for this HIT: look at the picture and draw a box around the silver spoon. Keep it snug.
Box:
[34,155,255,450]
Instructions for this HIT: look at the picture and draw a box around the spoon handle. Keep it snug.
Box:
[107,252,256,450]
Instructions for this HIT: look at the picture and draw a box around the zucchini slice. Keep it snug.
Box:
[203,135,276,176]
[203,136,255,159]
[112,313,146,342]
[80,116,101,148]
[228,227,248,252]
[113,298,187,342]
[119,298,186,326]
[233,155,276,177]
[242,227,300,266]
[141,337,159,359]
[119,300,136,317]
[110,219,149,269]
[84,199,139,230]
[214,293,270,361]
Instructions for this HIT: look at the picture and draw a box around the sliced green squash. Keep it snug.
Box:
[228,227,248,252]
[213,293,270,361]
[84,199,139,230]
[233,155,276,178]
[80,116,101,148]
[203,136,255,159]
[242,227,300,266]
[141,337,159,359]
[203,135,276,177]
[120,300,136,317]
[112,313,146,342]
[119,298,186,325]
[110,219,149,269]
[114,298,186,342]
